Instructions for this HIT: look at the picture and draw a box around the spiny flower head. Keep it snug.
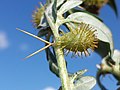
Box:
[81,0,108,14]
[83,0,107,7]
[55,22,98,57]
[32,3,45,28]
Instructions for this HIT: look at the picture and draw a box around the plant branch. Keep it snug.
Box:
[45,12,72,90]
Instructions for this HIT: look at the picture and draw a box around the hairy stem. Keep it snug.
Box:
[52,27,71,90]
[45,12,71,90]
[54,46,71,90]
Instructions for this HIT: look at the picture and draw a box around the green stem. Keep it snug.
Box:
[52,27,71,90]
[45,12,71,90]
[54,46,71,90]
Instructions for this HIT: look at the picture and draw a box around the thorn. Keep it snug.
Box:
[93,41,98,44]
[77,52,81,57]
[16,28,51,44]
[94,45,98,48]
[65,50,70,56]
[80,52,83,58]
[23,44,52,60]
[84,49,90,56]
[71,52,76,58]
[61,45,66,49]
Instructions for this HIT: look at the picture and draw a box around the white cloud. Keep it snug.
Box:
[43,86,56,90]
[0,31,9,49]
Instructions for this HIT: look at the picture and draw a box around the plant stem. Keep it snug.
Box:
[52,27,71,90]
[45,11,71,90]
[54,46,71,90]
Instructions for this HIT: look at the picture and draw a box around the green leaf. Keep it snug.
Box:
[74,76,96,90]
[96,49,120,90]
[96,70,108,90]
[108,0,118,16]
[57,0,65,7]
[52,0,57,22]
[69,69,88,83]
[45,47,59,77]
[58,0,83,15]
[110,49,120,82]
[112,50,120,65]
[65,12,114,57]
[45,1,58,33]
[95,41,111,58]
[45,0,57,23]
[37,27,51,37]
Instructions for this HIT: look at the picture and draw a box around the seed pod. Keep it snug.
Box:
[83,0,107,6]
[55,22,98,57]
[32,3,45,27]
[81,0,108,14]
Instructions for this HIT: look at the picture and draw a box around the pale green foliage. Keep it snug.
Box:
[96,49,120,89]
[18,0,119,90]
[35,0,119,89]
[45,0,98,89]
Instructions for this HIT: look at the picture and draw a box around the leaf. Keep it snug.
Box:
[46,0,51,5]
[69,69,88,83]
[96,49,120,90]
[74,76,96,90]
[57,0,65,7]
[45,0,57,23]
[96,70,108,90]
[45,47,59,77]
[108,0,118,16]
[37,27,51,37]
[112,49,120,64]
[111,50,120,82]
[45,1,58,32]
[58,0,83,15]
[45,46,68,78]
[38,15,48,28]
[95,41,111,58]
[65,12,114,57]
[52,0,57,22]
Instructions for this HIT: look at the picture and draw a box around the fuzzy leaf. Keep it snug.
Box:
[96,49,120,90]
[38,16,48,28]
[45,0,57,23]
[57,0,65,7]
[45,1,58,32]
[74,76,96,90]
[58,0,83,15]
[111,50,120,82]
[47,0,65,8]
[52,0,57,22]
[45,47,59,77]
[96,70,108,90]
[37,27,51,37]
[95,41,111,58]
[112,50,120,65]
[65,12,114,57]
[69,69,87,83]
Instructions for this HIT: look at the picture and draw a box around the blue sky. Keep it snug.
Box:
[0,0,120,90]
